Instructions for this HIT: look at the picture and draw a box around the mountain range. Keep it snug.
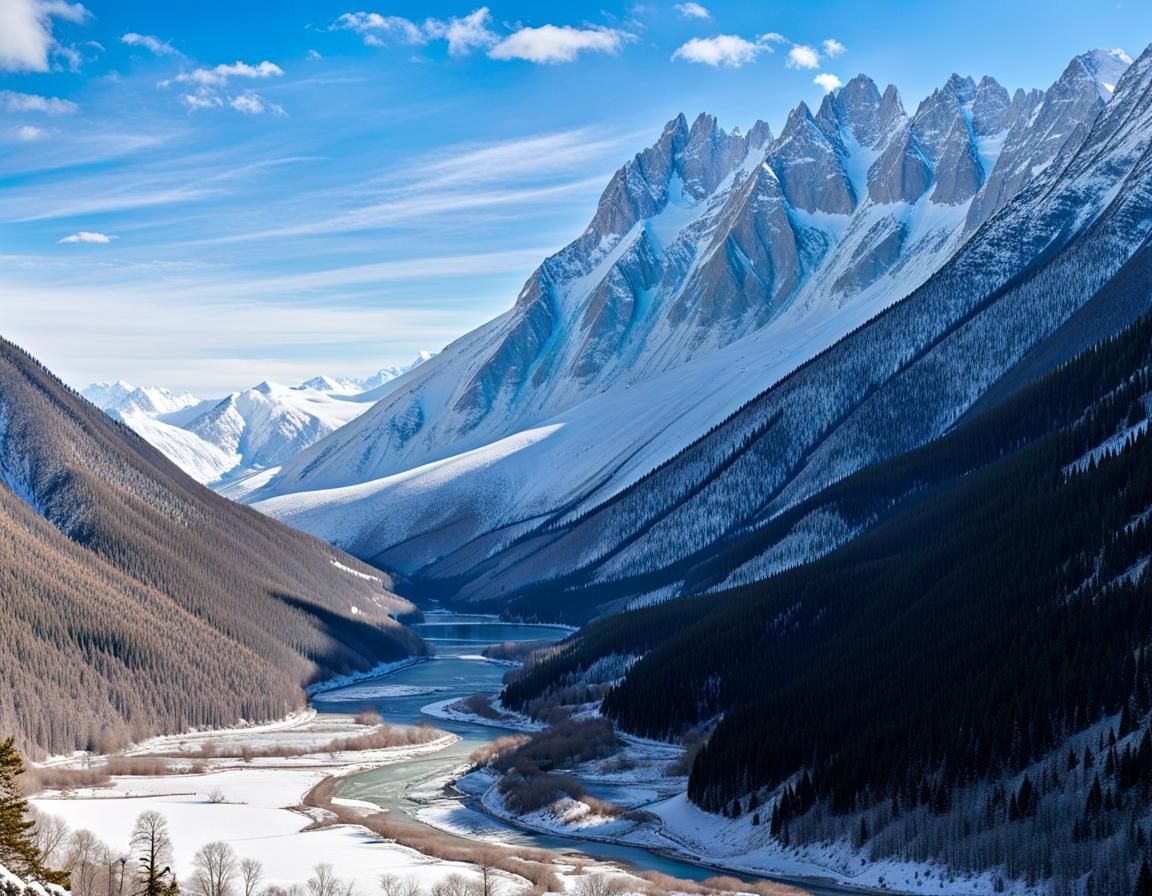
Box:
[232,48,1139,614]
[11,34,1152,896]
[81,353,432,489]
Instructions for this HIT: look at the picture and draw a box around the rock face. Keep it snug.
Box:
[244,49,1136,586]
[966,49,1134,231]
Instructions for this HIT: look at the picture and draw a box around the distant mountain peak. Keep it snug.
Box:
[1078,47,1134,96]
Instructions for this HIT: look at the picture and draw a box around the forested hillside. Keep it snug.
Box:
[0,337,425,757]
[502,309,1152,893]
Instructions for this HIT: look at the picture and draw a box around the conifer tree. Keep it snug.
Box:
[1133,855,1152,896]
[0,737,64,885]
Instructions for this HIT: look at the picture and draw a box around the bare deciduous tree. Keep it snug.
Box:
[429,874,480,896]
[190,841,237,896]
[239,858,263,896]
[130,810,174,896]
[306,864,343,896]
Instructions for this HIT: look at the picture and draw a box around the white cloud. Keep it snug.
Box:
[0,90,77,113]
[672,34,771,68]
[330,12,427,46]
[333,8,498,54]
[174,59,284,87]
[759,32,788,44]
[306,48,322,60]
[333,8,630,64]
[15,125,46,140]
[0,0,88,72]
[674,2,711,19]
[814,73,842,92]
[59,231,116,244]
[424,8,499,55]
[489,25,630,63]
[822,38,846,58]
[229,93,285,116]
[787,44,821,69]
[164,60,286,115]
[121,32,181,57]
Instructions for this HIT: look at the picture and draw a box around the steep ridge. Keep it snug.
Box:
[498,307,1152,892]
[0,337,424,756]
[251,49,1138,606]
[399,43,1152,617]
[257,57,1109,502]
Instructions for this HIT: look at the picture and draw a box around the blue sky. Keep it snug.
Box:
[2,0,1149,394]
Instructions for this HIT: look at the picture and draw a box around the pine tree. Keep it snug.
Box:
[1133,855,1152,896]
[0,737,63,885]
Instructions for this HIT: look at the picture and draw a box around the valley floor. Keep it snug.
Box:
[31,712,478,890]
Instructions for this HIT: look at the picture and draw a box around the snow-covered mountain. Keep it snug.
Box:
[81,380,203,418]
[82,354,432,486]
[248,49,1136,594]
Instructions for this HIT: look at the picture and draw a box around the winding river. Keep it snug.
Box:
[311,614,841,896]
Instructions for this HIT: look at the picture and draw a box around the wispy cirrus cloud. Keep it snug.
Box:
[0,0,89,72]
[674,3,711,20]
[0,89,78,113]
[121,32,183,58]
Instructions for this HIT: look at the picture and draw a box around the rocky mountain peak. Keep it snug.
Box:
[965,47,1133,232]
[829,74,885,147]
[679,112,747,199]
[746,119,774,151]
[770,101,855,214]
[972,75,1012,136]
[1077,48,1134,98]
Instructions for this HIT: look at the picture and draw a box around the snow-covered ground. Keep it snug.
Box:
[421,697,545,733]
[32,714,465,890]
[465,724,1036,896]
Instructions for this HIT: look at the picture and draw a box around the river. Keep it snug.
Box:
[311,614,846,896]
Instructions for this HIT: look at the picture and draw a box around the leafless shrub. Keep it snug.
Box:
[489,719,619,773]
[576,795,625,818]
[469,736,531,768]
[21,766,111,795]
[106,756,178,776]
[461,694,502,720]
[571,875,628,896]
[190,724,443,761]
[311,786,560,894]
[354,708,383,726]
[497,770,585,815]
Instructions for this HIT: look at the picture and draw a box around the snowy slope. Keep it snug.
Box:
[250,49,1133,588]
